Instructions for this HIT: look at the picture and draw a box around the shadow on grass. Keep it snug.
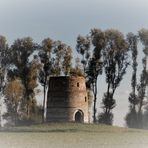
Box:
[0,128,142,134]
[0,123,144,133]
[0,128,80,133]
[0,128,104,133]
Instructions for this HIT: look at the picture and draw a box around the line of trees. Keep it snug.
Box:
[0,37,73,126]
[0,28,148,128]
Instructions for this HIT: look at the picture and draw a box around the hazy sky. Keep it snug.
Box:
[1,0,148,126]
[1,0,148,45]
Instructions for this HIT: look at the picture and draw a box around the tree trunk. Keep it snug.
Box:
[93,80,97,123]
[42,75,47,123]
[93,95,96,123]
[27,102,30,118]
[42,84,46,123]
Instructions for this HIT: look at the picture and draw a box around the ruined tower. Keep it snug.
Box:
[46,76,89,123]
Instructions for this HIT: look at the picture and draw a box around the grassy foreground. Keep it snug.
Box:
[0,123,148,148]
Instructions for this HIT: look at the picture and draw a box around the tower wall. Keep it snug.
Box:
[46,76,89,123]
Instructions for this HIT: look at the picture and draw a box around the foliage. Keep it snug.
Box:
[98,112,113,125]
[0,36,10,92]
[138,29,148,113]
[102,93,116,113]
[76,35,91,72]
[52,41,72,76]
[26,57,41,119]
[0,36,10,126]
[86,29,106,123]
[2,28,148,128]
[125,107,139,128]
[125,33,140,128]
[4,78,42,126]
[125,29,148,129]
[139,28,148,56]
[38,38,53,122]
[127,33,139,107]
[38,39,72,122]
[3,79,25,125]
[100,29,129,124]
[62,46,72,76]
[98,92,115,125]
[70,68,84,77]
[0,37,6,85]
[9,37,39,119]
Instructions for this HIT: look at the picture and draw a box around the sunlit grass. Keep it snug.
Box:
[0,123,148,148]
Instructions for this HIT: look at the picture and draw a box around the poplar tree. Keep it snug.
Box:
[125,33,139,128]
[133,29,148,128]
[38,38,53,122]
[0,36,10,126]
[99,29,129,124]
[138,29,148,113]
[87,29,106,123]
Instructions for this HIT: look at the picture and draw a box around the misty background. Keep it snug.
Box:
[0,0,148,126]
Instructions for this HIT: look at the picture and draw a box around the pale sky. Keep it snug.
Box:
[1,0,148,45]
[1,0,148,126]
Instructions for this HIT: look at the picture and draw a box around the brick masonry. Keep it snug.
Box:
[46,76,89,123]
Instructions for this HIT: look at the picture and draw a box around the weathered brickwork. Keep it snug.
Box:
[46,76,89,123]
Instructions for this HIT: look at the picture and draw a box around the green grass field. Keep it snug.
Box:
[0,123,148,148]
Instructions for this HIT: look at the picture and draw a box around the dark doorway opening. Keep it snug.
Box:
[75,110,84,122]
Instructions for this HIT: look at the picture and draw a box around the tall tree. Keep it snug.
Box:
[0,36,9,92]
[38,38,53,122]
[10,37,38,118]
[133,29,148,128]
[87,58,103,123]
[86,29,106,123]
[127,33,139,110]
[0,36,10,126]
[125,33,139,128]
[26,56,41,120]
[99,29,129,124]
[126,57,147,128]
[138,29,148,113]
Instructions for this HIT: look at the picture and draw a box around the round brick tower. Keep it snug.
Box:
[46,76,89,123]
